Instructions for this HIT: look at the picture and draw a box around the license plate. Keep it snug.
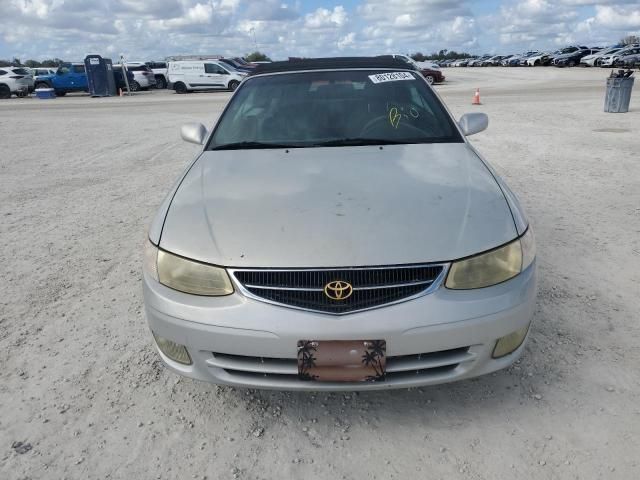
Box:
[297,340,386,382]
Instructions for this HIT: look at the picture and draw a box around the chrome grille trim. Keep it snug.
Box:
[228,263,449,315]
[205,347,474,378]
[243,279,436,292]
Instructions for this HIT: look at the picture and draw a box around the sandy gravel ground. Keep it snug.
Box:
[1,67,639,480]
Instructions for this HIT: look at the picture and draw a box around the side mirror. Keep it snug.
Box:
[458,112,488,136]
[180,123,208,145]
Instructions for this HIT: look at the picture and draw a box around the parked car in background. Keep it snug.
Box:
[382,54,433,72]
[419,66,445,84]
[218,58,252,73]
[553,48,598,67]
[613,47,640,67]
[518,52,541,66]
[112,65,136,91]
[468,55,491,66]
[416,60,441,71]
[0,67,34,98]
[33,63,87,96]
[146,61,168,89]
[232,57,257,70]
[500,55,518,66]
[483,55,506,66]
[452,58,470,67]
[30,67,57,78]
[526,52,553,66]
[599,46,640,67]
[502,53,530,66]
[123,63,157,91]
[168,60,247,93]
[548,46,587,65]
[580,47,621,67]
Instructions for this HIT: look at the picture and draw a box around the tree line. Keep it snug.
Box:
[410,50,473,61]
[0,58,65,68]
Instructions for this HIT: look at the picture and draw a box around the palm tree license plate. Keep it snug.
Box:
[297,340,386,382]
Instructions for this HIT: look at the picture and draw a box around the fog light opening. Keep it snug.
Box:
[492,324,530,359]
[152,332,192,365]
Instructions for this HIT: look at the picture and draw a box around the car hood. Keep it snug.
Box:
[160,143,518,268]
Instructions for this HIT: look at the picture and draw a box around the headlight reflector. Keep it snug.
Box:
[157,250,234,296]
[445,228,535,289]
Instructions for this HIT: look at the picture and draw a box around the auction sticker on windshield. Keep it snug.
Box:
[368,72,415,84]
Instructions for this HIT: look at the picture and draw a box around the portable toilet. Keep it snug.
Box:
[84,55,116,97]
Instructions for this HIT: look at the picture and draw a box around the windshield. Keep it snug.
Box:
[208,70,461,150]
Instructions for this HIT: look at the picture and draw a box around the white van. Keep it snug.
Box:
[167,60,247,93]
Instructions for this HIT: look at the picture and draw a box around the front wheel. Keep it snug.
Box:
[0,84,11,99]
[174,82,187,94]
[129,81,140,92]
[228,80,240,92]
[155,76,166,89]
[424,75,434,85]
[568,60,576,67]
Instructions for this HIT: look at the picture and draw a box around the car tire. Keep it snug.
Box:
[34,82,50,91]
[56,91,66,97]
[228,80,240,92]
[568,60,576,67]
[155,76,166,89]
[424,75,434,85]
[0,84,11,99]
[174,82,187,94]
[129,81,140,92]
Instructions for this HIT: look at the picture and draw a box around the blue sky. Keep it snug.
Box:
[1,1,639,61]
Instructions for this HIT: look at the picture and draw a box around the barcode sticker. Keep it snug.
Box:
[368,72,415,84]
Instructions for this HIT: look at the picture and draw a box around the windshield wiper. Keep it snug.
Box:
[211,141,298,150]
[312,138,412,147]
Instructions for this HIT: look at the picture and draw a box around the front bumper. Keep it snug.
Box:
[143,263,537,391]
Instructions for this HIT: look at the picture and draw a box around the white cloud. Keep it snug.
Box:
[591,5,640,29]
[337,32,355,49]
[304,6,347,29]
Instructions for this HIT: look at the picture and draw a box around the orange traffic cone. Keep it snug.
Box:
[472,88,481,105]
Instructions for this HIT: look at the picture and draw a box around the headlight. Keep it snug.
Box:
[445,228,535,289]
[143,239,234,296]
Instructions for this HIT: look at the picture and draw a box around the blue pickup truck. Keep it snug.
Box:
[34,63,88,96]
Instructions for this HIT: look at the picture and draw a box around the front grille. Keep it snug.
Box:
[231,264,446,314]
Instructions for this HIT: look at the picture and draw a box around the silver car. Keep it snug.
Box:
[143,57,537,391]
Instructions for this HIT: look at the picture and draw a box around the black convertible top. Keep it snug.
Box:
[250,56,416,76]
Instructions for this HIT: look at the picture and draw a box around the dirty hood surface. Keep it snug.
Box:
[160,143,517,267]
